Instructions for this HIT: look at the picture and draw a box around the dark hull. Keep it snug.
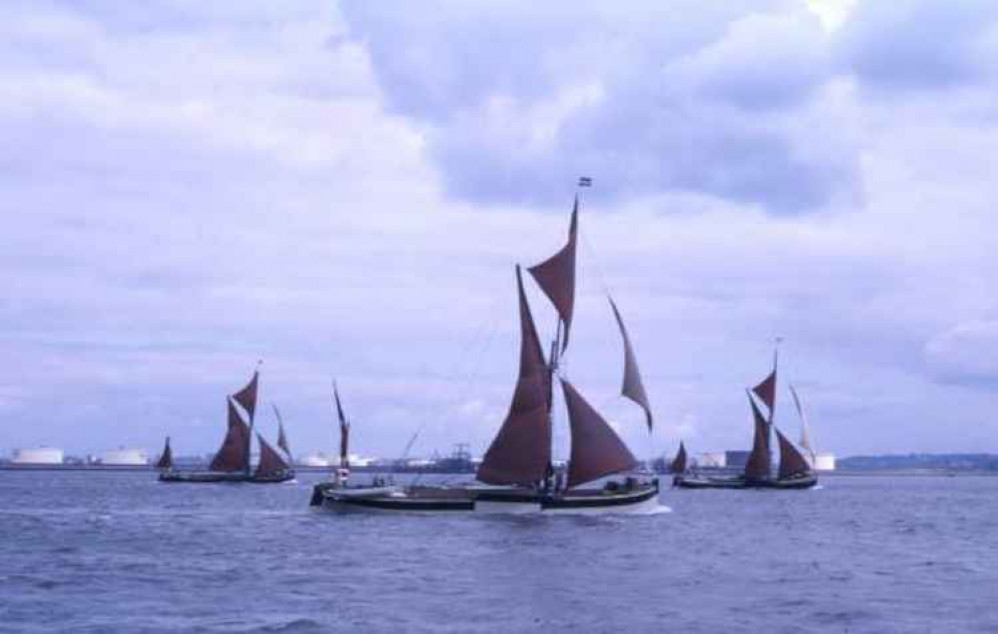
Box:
[674,473,817,490]
[159,470,295,484]
[311,479,661,513]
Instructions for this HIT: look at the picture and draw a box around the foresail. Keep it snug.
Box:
[333,382,350,467]
[477,266,551,486]
[255,434,290,475]
[562,379,638,488]
[609,297,653,430]
[775,427,811,480]
[527,197,577,351]
[209,398,250,472]
[273,404,291,458]
[743,393,771,482]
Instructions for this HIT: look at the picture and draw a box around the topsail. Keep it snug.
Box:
[527,198,578,352]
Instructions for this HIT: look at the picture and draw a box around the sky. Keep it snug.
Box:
[4,0,998,461]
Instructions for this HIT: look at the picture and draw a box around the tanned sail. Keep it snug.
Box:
[775,427,811,480]
[272,404,291,458]
[156,436,173,470]
[752,369,776,415]
[255,433,290,476]
[527,197,578,352]
[670,441,687,474]
[233,370,259,422]
[561,379,638,488]
[333,382,350,469]
[743,393,771,482]
[477,266,552,485]
[609,297,653,430]
[209,398,251,472]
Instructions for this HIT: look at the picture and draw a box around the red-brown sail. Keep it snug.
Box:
[562,378,638,488]
[477,266,552,486]
[233,370,259,422]
[775,427,811,480]
[743,393,771,482]
[156,436,173,470]
[669,441,687,474]
[609,297,653,430]
[272,404,291,458]
[333,383,350,468]
[752,369,776,414]
[255,433,290,476]
[209,398,250,472]
[527,197,577,351]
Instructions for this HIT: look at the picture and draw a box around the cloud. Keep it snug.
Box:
[341,0,859,213]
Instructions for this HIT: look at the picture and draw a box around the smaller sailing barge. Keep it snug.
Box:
[674,353,817,490]
[159,369,295,484]
[313,189,660,514]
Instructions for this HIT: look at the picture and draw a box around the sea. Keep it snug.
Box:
[0,471,996,634]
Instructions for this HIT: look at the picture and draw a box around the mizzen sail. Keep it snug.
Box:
[255,433,290,476]
[743,393,771,482]
[477,266,552,486]
[775,427,811,480]
[609,297,653,430]
[209,398,250,472]
[669,441,687,474]
[561,378,638,488]
[156,436,173,470]
[527,197,578,351]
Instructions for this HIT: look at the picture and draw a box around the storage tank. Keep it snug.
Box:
[100,447,149,466]
[696,452,726,468]
[813,453,836,471]
[300,453,331,467]
[12,447,64,465]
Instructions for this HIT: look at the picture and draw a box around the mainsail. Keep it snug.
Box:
[789,384,814,462]
[561,379,638,488]
[333,382,350,469]
[273,404,291,458]
[477,266,552,486]
[255,433,290,476]
[775,427,811,480]
[743,393,771,482]
[527,197,578,352]
[609,297,653,430]
[669,441,688,474]
[156,436,173,470]
[209,398,251,472]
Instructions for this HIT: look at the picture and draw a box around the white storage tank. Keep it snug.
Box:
[12,447,64,465]
[696,452,726,468]
[100,447,149,466]
[300,453,331,467]
[813,453,836,471]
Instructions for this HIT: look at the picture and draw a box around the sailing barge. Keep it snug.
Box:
[159,369,295,484]
[674,354,817,490]
[312,188,660,513]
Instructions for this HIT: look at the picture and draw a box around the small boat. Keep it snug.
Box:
[669,441,688,486]
[675,350,817,490]
[160,367,295,484]
[313,182,660,513]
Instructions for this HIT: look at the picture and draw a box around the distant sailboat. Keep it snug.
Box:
[675,349,817,490]
[160,367,295,484]
[312,185,660,513]
[669,441,688,485]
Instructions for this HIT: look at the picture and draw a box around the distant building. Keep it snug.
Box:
[12,447,64,465]
[813,453,836,471]
[725,450,751,468]
[299,453,332,467]
[100,448,149,466]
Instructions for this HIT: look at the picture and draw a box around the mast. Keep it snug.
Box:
[232,362,261,476]
[751,341,779,478]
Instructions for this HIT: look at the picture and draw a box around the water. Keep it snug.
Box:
[1,472,996,633]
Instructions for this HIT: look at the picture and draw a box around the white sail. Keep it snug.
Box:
[789,383,816,465]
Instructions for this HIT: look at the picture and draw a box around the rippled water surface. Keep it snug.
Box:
[1,472,996,633]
